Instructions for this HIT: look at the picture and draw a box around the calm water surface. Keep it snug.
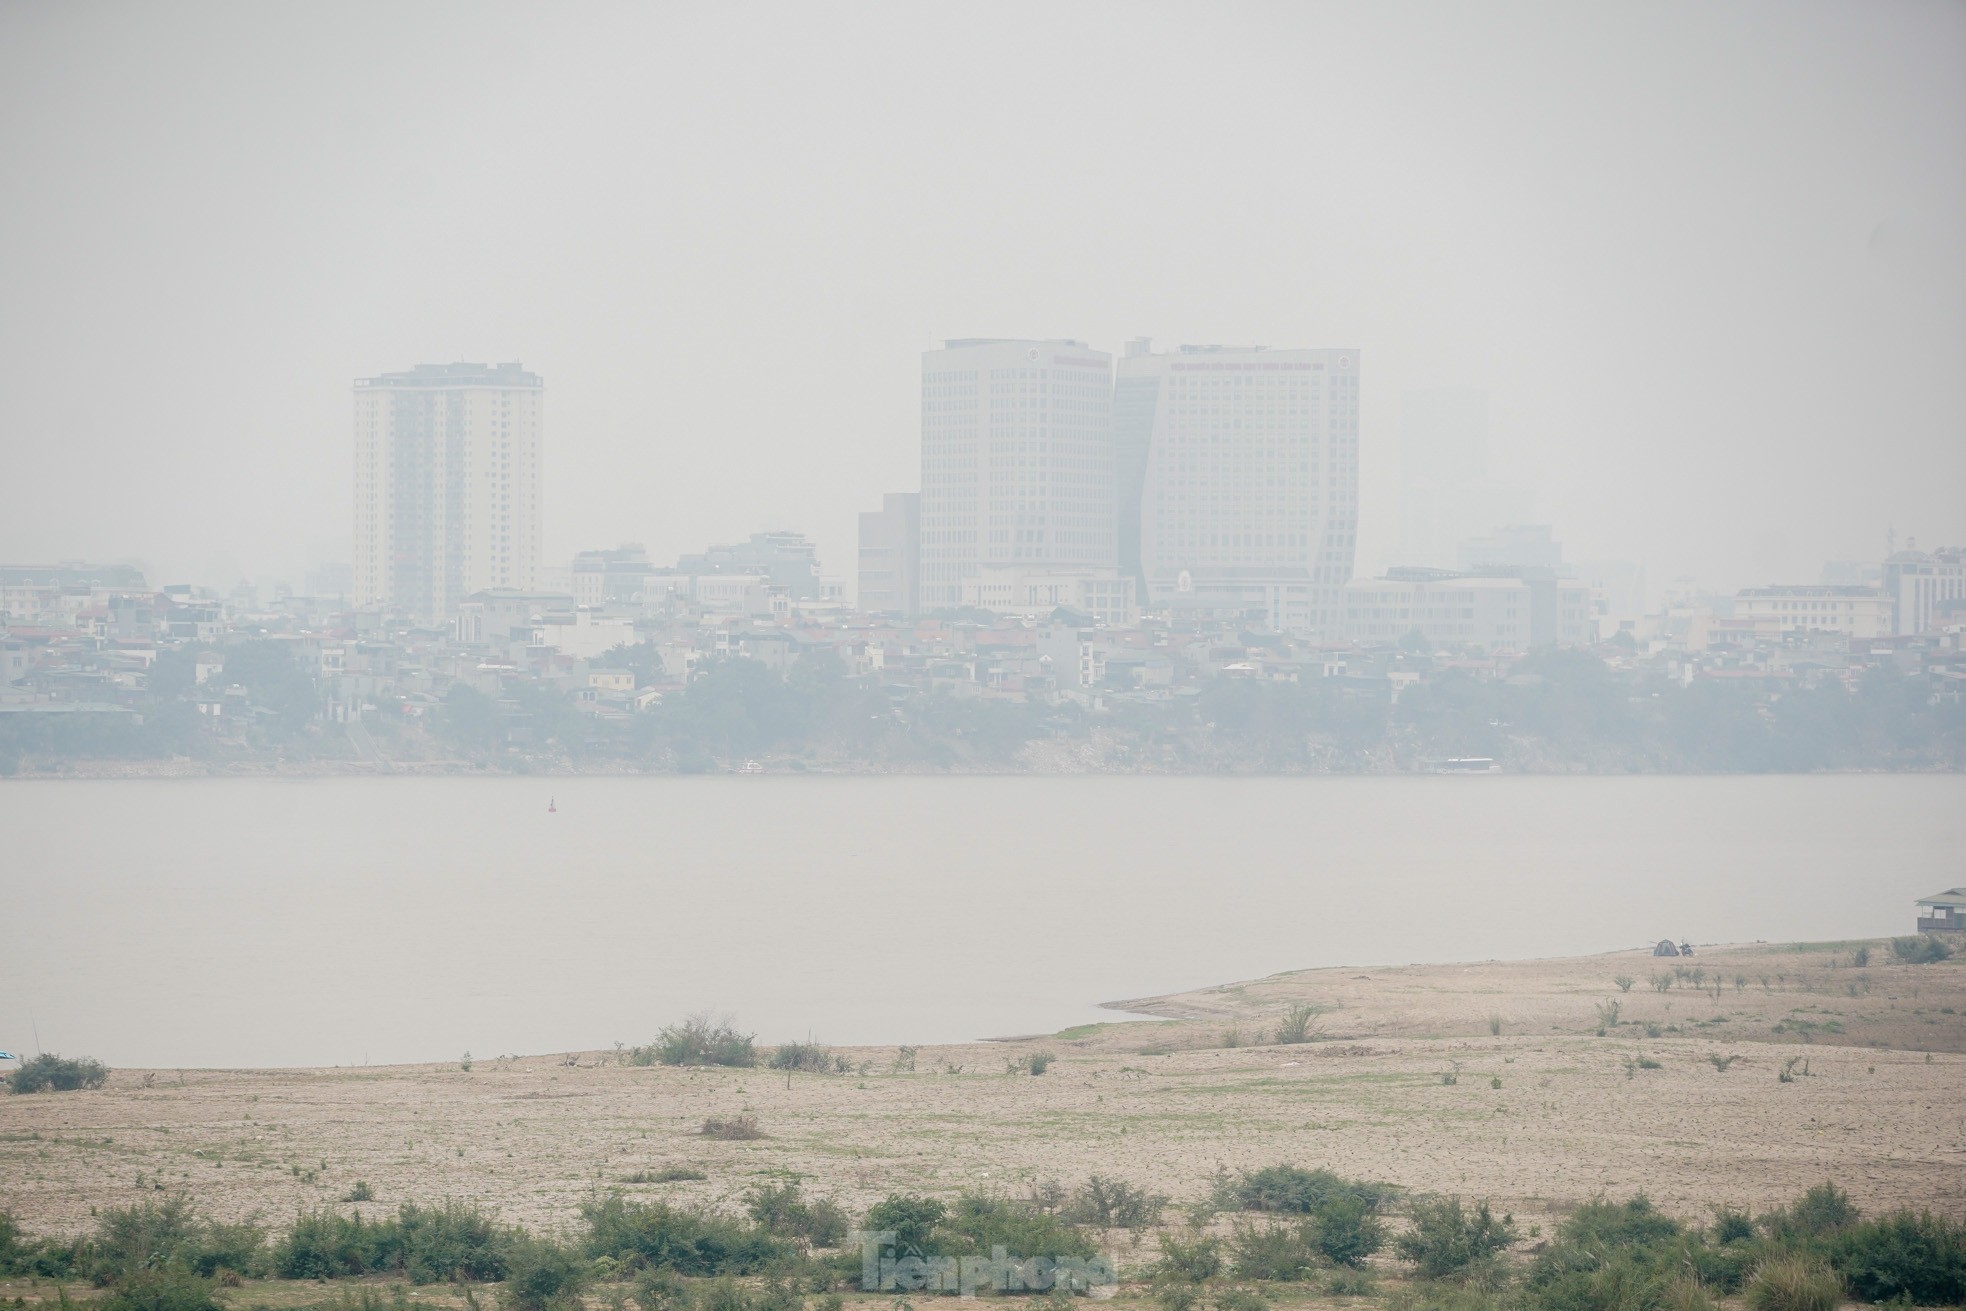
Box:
[2,774,1959,1068]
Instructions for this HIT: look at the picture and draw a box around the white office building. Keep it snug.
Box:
[918,339,1117,611]
[1116,341,1359,632]
[1884,547,1965,635]
[353,362,543,621]
[1730,585,1894,639]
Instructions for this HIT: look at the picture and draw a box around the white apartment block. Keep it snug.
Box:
[1731,585,1893,639]
[353,362,543,621]
[1884,547,1965,635]
[1344,574,1591,651]
[1116,341,1359,633]
[919,339,1116,611]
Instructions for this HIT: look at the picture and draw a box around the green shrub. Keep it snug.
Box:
[1829,1209,1966,1305]
[1746,1257,1842,1311]
[84,1198,204,1284]
[1889,936,1953,965]
[1395,1197,1517,1280]
[1155,1231,1223,1283]
[1312,1195,1386,1268]
[97,1266,224,1311]
[1214,1287,1269,1311]
[691,1274,760,1311]
[1555,1196,1684,1251]
[1665,1277,1719,1311]
[83,1199,265,1284]
[1760,1184,1857,1243]
[633,1014,758,1067]
[396,1201,508,1283]
[9,1053,109,1093]
[939,1192,1097,1263]
[501,1236,588,1311]
[768,1040,833,1073]
[1229,1218,1319,1281]
[859,1191,1092,1266]
[1529,1250,1678,1311]
[1712,1208,1756,1246]
[274,1209,399,1279]
[1276,1004,1324,1045]
[864,1194,946,1254]
[1156,1285,1203,1311]
[0,1210,79,1277]
[579,1194,787,1275]
[1059,1175,1166,1229]
[1527,1195,1757,1306]
[1027,1051,1055,1075]
[1326,1268,1377,1297]
[190,1219,266,1280]
[1221,1166,1398,1215]
[632,1267,690,1311]
[745,1182,849,1248]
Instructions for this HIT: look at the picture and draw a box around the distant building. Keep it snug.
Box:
[571,545,657,607]
[352,362,544,622]
[1116,340,1358,632]
[679,531,822,599]
[961,563,1135,627]
[535,610,640,660]
[454,589,575,646]
[1343,569,1590,651]
[0,562,149,624]
[1457,524,1566,574]
[691,573,774,615]
[1731,585,1893,639]
[919,338,1116,611]
[304,562,353,603]
[1820,559,1883,588]
[1916,887,1965,935]
[1396,388,1532,571]
[857,493,919,615]
[1035,624,1104,690]
[1883,546,1965,636]
[1577,560,1648,632]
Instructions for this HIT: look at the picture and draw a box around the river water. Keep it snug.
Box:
[2,774,1958,1068]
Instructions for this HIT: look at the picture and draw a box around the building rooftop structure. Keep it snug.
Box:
[354,361,542,389]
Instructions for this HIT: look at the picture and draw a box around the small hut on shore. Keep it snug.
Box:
[1915,888,1966,934]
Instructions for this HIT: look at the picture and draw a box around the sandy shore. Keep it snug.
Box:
[3,940,1962,1240]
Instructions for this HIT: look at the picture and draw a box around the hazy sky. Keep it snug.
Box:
[1,1,1961,598]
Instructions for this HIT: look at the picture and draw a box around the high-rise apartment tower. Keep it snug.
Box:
[1116,341,1358,631]
[918,339,1116,611]
[352,362,543,621]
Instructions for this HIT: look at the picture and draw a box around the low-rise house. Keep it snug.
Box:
[1915,888,1966,934]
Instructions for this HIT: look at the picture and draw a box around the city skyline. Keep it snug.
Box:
[2,3,1959,599]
